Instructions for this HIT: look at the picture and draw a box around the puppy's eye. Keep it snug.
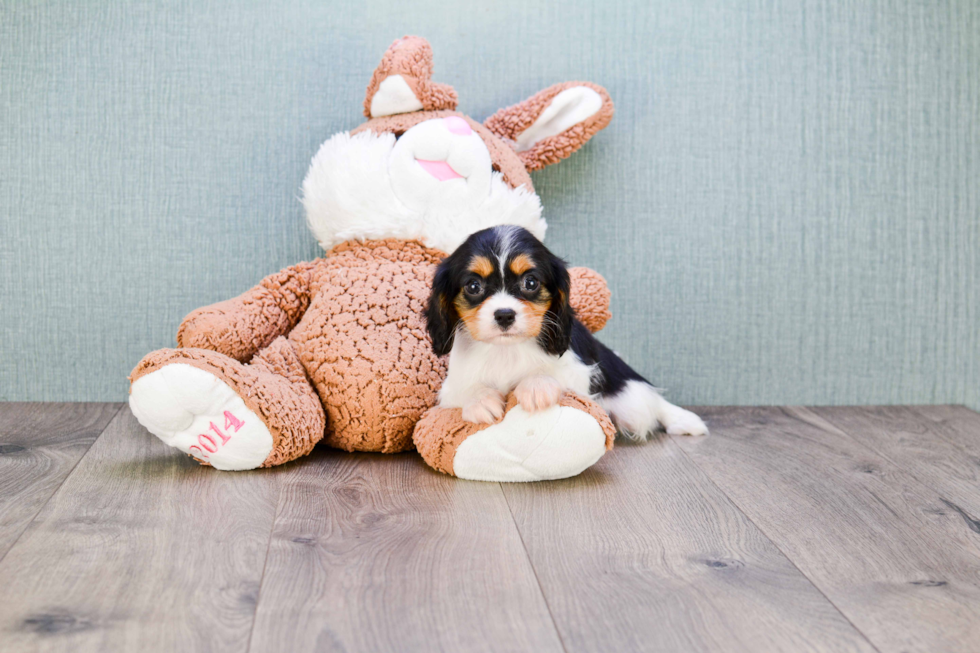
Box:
[522,274,540,293]
[464,278,484,297]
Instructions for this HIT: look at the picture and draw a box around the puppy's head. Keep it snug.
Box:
[425,226,572,356]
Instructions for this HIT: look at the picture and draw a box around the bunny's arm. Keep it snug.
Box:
[176,261,321,362]
[568,267,612,333]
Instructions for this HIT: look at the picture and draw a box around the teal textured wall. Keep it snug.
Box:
[1,0,978,407]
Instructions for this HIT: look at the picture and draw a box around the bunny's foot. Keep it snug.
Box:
[413,393,615,482]
[129,338,325,470]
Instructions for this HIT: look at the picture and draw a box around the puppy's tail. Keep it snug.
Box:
[573,322,707,440]
[600,379,709,440]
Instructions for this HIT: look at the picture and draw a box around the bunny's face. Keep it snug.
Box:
[302,36,613,255]
[388,116,495,213]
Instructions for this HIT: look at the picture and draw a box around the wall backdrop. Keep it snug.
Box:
[2,0,978,407]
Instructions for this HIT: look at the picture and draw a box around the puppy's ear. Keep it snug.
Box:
[425,263,460,357]
[540,254,574,356]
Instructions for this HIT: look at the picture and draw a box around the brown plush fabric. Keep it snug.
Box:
[483,81,615,172]
[413,392,617,477]
[363,35,458,118]
[289,239,447,454]
[139,238,612,465]
[177,260,321,363]
[130,337,325,467]
[351,108,457,138]
[568,266,612,333]
[352,111,534,192]
[412,403,486,477]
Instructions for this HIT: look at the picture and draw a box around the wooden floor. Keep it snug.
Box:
[2,405,980,652]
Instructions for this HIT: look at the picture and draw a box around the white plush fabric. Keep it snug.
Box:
[302,125,546,255]
[388,117,494,213]
[129,364,273,471]
[515,86,604,152]
[369,75,424,117]
[452,403,606,482]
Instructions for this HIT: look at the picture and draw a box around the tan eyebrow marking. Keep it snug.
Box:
[509,253,534,276]
[468,256,494,277]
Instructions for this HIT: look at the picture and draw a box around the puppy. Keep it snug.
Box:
[425,225,707,439]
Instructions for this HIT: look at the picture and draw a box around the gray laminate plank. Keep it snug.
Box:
[813,406,980,520]
[0,408,283,653]
[500,433,877,653]
[914,405,980,450]
[0,403,122,560]
[247,449,564,653]
[676,406,980,653]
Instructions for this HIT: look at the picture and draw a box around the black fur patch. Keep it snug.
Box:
[569,320,649,396]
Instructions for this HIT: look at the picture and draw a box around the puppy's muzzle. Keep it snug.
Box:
[493,308,516,330]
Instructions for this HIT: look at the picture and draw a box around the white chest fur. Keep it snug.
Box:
[438,334,596,407]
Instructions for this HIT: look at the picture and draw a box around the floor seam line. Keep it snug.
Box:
[244,475,284,653]
[0,402,126,568]
[800,406,980,557]
[821,406,980,500]
[669,431,884,653]
[498,482,569,653]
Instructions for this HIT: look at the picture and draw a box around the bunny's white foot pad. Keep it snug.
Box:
[129,364,273,471]
[452,404,607,482]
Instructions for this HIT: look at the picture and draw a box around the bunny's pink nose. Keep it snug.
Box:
[444,116,472,135]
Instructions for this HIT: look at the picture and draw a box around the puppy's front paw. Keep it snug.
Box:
[515,376,562,413]
[462,389,506,424]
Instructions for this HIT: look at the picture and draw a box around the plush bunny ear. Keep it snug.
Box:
[483,82,613,171]
[363,36,459,118]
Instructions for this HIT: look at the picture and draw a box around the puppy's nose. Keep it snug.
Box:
[493,308,516,330]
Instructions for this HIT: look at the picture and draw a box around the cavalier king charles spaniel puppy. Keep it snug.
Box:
[425,225,707,439]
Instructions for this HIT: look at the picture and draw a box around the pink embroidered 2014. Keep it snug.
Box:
[189,411,245,459]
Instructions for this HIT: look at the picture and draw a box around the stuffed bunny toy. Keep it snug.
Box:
[129,36,687,481]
